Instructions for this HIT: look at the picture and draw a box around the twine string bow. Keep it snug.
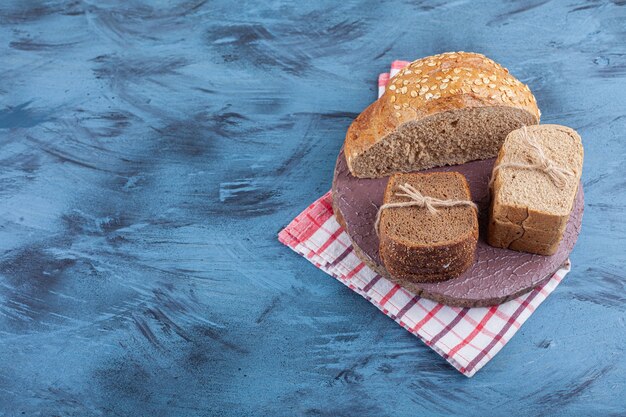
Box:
[489,126,574,189]
[374,183,478,236]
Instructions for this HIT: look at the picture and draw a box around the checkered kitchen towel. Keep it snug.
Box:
[278,61,571,377]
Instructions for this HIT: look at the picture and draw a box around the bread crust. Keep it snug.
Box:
[488,218,564,255]
[380,231,477,282]
[345,52,540,176]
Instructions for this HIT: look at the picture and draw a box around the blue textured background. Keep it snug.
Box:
[1,1,625,416]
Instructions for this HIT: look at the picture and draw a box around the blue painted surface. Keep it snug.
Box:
[0,1,625,415]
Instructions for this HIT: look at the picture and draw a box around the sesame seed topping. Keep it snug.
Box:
[379,53,531,113]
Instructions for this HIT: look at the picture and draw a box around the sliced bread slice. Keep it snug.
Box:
[379,172,478,282]
[488,124,583,255]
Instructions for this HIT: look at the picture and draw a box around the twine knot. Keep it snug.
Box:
[374,183,477,236]
[489,126,574,189]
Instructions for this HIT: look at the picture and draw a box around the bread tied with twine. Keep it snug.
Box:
[489,126,575,189]
[374,182,478,236]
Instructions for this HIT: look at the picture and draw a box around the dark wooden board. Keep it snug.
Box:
[333,151,584,307]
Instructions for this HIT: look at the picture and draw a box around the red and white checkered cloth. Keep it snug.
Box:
[278,60,571,377]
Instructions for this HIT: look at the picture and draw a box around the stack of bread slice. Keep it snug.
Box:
[488,125,583,255]
[379,172,478,282]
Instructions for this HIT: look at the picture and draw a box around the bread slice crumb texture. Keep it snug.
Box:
[494,124,583,219]
[381,173,476,245]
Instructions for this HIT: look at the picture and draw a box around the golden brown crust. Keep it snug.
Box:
[487,218,562,255]
[344,52,540,173]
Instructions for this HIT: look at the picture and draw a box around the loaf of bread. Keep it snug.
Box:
[344,52,540,178]
[378,172,478,282]
[488,125,583,255]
